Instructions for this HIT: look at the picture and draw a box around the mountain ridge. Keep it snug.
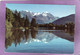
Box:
[20,10,59,24]
[53,14,75,25]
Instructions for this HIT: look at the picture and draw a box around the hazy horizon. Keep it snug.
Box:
[6,4,75,18]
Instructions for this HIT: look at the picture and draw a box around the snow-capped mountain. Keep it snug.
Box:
[20,10,58,24]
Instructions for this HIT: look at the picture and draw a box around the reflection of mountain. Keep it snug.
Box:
[25,31,57,44]
[5,29,74,49]
[52,30,74,42]
[20,11,58,24]
[53,14,75,25]
[36,31,57,42]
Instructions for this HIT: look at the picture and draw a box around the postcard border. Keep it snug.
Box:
[0,0,80,55]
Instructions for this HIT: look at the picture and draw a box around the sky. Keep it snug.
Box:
[6,4,75,18]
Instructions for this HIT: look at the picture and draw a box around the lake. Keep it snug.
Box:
[5,28,74,54]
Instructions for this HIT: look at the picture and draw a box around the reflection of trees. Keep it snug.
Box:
[5,28,14,49]
[5,28,38,49]
[13,29,24,47]
[5,37,13,49]
[31,29,37,38]
[65,29,74,36]
[5,29,30,49]
[52,30,74,42]
[24,29,29,40]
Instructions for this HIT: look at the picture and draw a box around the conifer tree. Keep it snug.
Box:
[24,15,30,27]
[31,18,37,27]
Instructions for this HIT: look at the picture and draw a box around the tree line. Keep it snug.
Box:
[6,7,74,31]
[6,8,37,30]
[38,22,74,31]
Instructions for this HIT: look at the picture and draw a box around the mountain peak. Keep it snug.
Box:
[20,10,58,24]
[25,10,32,13]
[25,10,29,12]
[33,12,41,16]
[42,13,48,16]
[43,11,49,13]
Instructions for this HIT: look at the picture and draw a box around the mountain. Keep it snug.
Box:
[20,10,58,24]
[53,14,75,25]
[20,10,34,21]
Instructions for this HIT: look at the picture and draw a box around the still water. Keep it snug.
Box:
[5,28,74,54]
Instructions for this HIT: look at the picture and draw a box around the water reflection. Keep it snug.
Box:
[65,29,74,36]
[5,29,37,49]
[31,29,38,38]
[24,29,29,40]
[5,28,74,53]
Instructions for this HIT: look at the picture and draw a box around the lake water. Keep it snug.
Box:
[5,29,74,54]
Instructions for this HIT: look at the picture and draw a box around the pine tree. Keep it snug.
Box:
[31,18,36,27]
[6,8,14,22]
[24,15,30,27]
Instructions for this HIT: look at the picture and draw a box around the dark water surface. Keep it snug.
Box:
[5,28,74,54]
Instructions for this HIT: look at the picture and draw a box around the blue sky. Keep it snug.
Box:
[6,4,75,18]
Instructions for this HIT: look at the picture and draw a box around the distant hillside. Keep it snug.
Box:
[53,14,75,25]
[20,10,58,24]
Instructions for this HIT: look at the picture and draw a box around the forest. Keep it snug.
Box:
[6,7,75,31]
[6,8,38,30]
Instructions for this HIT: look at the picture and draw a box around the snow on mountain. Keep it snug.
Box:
[33,12,41,16]
[20,10,58,24]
